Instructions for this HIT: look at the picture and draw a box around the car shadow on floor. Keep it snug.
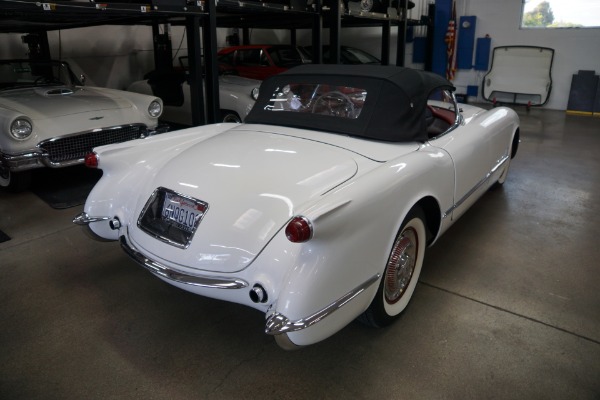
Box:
[31,166,102,209]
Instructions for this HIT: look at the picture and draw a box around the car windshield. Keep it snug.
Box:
[428,88,457,112]
[264,83,367,119]
[0,60,76,91]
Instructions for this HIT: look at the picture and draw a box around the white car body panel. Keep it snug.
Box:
[434,105,515,221]
[0,87,130,117]
[128,129,360,273]
[482,46,554,106]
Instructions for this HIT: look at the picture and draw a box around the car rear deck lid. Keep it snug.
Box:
[129,129,359,273]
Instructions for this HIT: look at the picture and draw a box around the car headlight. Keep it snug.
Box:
[251,87,259,101]
[10,118,33,140]
[148,100,162,118]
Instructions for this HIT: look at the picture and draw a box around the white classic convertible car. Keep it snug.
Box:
[0,59,167,191]
[74,65,520,349]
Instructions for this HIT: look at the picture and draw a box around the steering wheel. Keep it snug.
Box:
[312,91,356,118]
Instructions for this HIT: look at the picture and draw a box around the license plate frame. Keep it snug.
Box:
[137,187,209,249]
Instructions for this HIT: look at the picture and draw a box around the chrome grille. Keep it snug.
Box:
[39,125,146,163]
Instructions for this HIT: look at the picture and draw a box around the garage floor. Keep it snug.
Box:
[1,107,599,399]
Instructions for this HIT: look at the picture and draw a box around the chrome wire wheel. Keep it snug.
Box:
[359,206,426,327]
[381,211,425,318]
[384,227,418,305]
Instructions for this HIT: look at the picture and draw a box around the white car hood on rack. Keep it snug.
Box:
[129,128,361,273]
[0,86,132,119]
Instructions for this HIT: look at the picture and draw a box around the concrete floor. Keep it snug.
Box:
[1,107,599,399]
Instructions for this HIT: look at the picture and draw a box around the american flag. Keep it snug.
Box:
[445,0,457,81]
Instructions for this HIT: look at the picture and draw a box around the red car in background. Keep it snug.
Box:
[217,45,310,80]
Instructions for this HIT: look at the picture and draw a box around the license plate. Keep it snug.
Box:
[138,187,209,249]
[161,191,207,233]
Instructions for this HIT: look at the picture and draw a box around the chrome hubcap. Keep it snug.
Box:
[384,227,418,304]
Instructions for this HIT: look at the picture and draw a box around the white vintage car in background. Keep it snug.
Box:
[0,59,167,191]
[75,65,520,349]
[127,65,260,125]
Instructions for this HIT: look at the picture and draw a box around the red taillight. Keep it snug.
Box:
[285,216,313,243]
[84,152,98,168]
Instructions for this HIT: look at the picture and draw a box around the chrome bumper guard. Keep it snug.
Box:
[119,236,249,290]
[265,273,380,336]
[73,212,111,225]
[0,150,46,172]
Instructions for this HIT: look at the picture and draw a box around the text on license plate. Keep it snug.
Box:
[162,192,206,233]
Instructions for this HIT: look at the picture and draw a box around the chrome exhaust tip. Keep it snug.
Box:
[249,284,267,303]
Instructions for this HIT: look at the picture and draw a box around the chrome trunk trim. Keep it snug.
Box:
[119,236,248,289]
[265,273,381,335]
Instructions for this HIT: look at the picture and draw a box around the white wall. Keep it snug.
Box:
[2,0,599,109]
[452,0,600,109]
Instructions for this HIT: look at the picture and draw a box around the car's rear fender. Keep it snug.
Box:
[83,124,233,240]
[265,147,454,346]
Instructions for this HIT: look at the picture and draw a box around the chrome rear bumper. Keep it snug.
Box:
[119,236,249,290]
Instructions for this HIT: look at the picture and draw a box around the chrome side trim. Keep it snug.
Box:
[443,154,509,219]
[73,212,111,225]
[119,236,248,289]
[264,273,381,335]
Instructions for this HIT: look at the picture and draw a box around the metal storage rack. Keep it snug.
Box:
[0,0,431,125]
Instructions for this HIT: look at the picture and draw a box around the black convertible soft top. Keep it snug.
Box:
[244,64,454,142]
